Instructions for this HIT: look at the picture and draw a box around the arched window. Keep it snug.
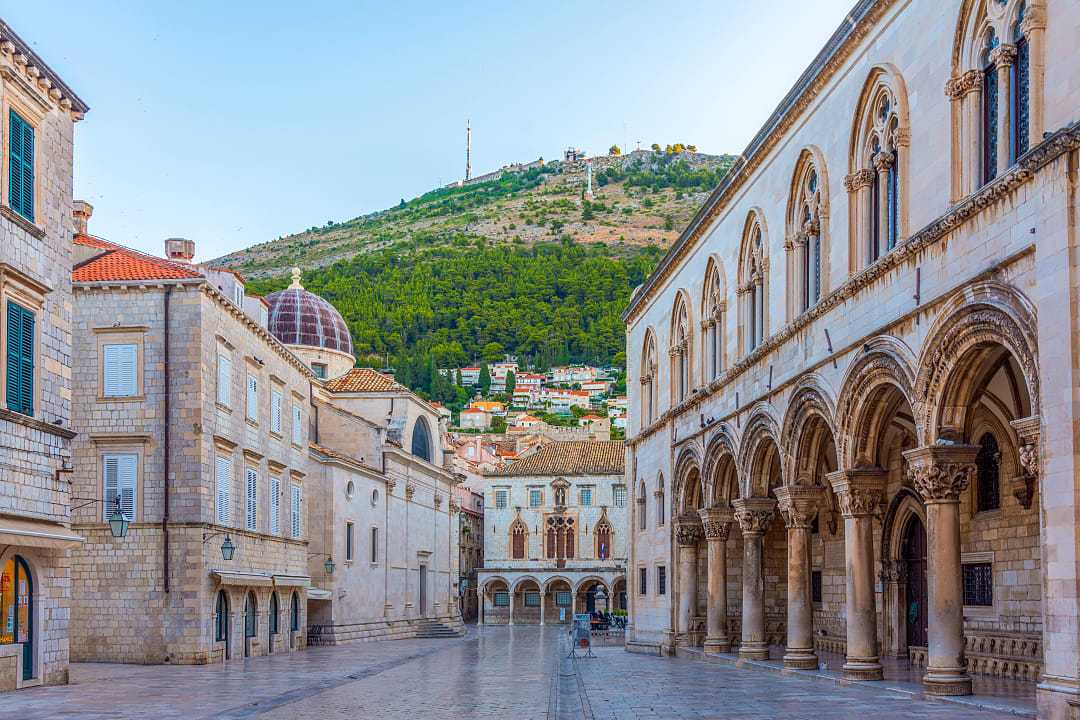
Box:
[510,519,528,560]
[545,516,576,561]
[849,69,907,269]
[214,590,229,643]
[787,152,827,317]
[290,591,300,632]
[981,29,1000,184]
[975,432,1001,512]
[1011,4,1031,160]
[656,475,666,527]
[595,520,613,560]
[269,591,279,636]
[637,481,647,531]
[702,260,726,382]
[640,331,659,427]
[411,417,432,463]
[739,217,768,354]
[244,591,257,639]
[670,296,691,403]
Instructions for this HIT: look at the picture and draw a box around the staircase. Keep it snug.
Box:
[413,618,465,639]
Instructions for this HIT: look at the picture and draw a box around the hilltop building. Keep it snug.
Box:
[624,1,1080,718]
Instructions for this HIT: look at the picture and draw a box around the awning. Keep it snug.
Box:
[272,574,311,588]
[0,516,84,549]
[307,587,332,600]
[211,570,273,587]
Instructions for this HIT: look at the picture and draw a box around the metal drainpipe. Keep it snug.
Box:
[162,286,172,594]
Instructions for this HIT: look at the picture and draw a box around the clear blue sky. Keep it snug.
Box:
[10,1,854,261]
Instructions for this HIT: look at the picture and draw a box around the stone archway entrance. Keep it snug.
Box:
[901,515,928,649]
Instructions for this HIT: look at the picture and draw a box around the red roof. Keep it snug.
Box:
[73,235,202,283]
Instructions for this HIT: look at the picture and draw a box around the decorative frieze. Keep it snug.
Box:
[674,514,703,546]
[903,445,978,503]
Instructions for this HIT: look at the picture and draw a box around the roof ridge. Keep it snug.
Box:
[75,234,202,277]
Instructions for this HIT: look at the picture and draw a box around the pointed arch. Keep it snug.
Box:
[594,508,614,560]
[780,373,839,486]
[737,209,771,356]
[640,327,659,428]
[702,423,739,506]
[701,255,729,384]
[786,146,831,319]
[673,445,704,515]
[847,64,911,271]
[509,515,529,560]
[670,290,694,404]
[737,404,784,498]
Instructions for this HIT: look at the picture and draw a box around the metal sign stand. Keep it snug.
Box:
[567,613,595,659]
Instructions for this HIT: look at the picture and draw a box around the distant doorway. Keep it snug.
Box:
[902,515,928,648]
[214,590,230,660]
[1,556,34,680]
[244,591,257,657]
[419,566,428,616]
[268,592,279,654]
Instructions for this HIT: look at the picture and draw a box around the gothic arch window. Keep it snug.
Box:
[848,68,909,270]
[738,215,768,355]
[975,432,1001,512]
[786,151,828,318]
[670,295,691,403]
[655,474,666,527]
[510,518,528,560]
[411,417,432,463]
[640,330,659,427]
[701,259,726,382]
[949,0,1043,198]
[637,480,647,531]
[545,516,576,561]
[595,519,613,560]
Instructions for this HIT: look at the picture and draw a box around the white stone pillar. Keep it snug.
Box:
[775,486,822,670]
[540,592,546,626]
[675,514,702,642]
[699,506,734,653]
[732,498,776,661]
[991,44,1017,172]
[509,589,515,626]
[906,446,975,697]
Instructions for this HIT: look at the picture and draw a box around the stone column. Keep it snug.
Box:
[540,592,546,626]
[509,589,515,626]
[991,44,1017,171]
[905,445,976,697]
[1021,8,1046,145]
[732,498,776,661]
[698,506,734,653]
[675,514,702,642]
[775,486,822,670]
[828,468,885,680]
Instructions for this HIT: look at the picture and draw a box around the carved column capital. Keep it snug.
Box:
[731,497,776,536]
[674,514,703,547]
[893,126,911,148]
[945,69,983,99]
[990,43,1018,71]
[827,468,885,518]
[1009,416,1040,509]
[698,506,734,541]
[903,445,977,503]
[872,151,895,172]
[1020,7,1047,34]
[773,485,823,529]
[405,483,417,501]
[385,478,397,493]
[843,168,876,192]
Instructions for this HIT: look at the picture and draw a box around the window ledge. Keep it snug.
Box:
[97,394,146,403]
[0,205,44,239]
[216,402,233,414]
[0,406,76,438]
[246,418,259,429]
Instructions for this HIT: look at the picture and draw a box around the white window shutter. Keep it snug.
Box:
[271,389,282,434]
[292,405,303,445]
[217,354,231,405]
[216,455,232,525]
[103,344,137,397]
[269,475,281,535]
[245,468,258,531]
[290,483,302,538]
[103,453,137,521]
[247,374,258,422]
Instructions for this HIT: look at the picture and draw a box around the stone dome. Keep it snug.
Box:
[266,268,354,358]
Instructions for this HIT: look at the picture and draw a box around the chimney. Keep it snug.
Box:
[165,238,195,263]
[72,200,93,235]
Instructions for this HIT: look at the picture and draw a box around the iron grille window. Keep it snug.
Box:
[613,485,627,507]
[494,490,508,509]
[555,591,571,607]
[963,562,993,607]
[524,591,541,607]
[657,565,667,596]
[1014,36,1030,158]
[976,433,1001,512]
[983,60,998,184]
[638,567,647,595]
[812,570,823,604]
[493,591,510,607]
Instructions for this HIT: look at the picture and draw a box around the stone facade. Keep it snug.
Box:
[454,485,484,621]
[624,1,1079,717]
[0,20,87,691]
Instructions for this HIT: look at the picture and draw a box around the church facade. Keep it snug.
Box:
[623,1,1080,718]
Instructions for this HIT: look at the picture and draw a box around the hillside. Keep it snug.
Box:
[213,149,736,278]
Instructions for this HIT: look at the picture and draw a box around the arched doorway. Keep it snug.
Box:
[1,555,33,680]
[269,592,279,653]
[214,589,230,659]
[244,591,257,657]
[901,515,928,649]
[289,591,300,648]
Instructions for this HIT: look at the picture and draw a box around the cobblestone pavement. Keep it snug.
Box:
[1,626,1025,720]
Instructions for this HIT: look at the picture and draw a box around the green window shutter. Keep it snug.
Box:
[6,301,34,416]
[8,110,34,222]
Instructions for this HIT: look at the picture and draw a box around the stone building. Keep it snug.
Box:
[623,1,1079,717]
[478,441,626,625]
[454,484,484,622]
[69,227,314,665]
[0,21,87,691]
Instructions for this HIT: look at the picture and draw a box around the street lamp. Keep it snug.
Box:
[203,531,236,561]
[595,587,609,613]
[72,494,130,538]
[324,556,335,575]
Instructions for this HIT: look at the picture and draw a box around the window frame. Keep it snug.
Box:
[657,565,667,596]
[100,339,141,399]
[101,451,139,523]
[269,474,281,536]
[216,352,232,407]
[244,467,258,532]
[4,298,35,416]
[270,386,283,436]
[6,107,36,223]
[345,521,355,561]
[245,372,259,424]
[638,566,647,596]
[215,454,233,526]
[290,482,302,538]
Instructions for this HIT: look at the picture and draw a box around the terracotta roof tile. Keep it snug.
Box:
[324,367,405,393]
[492,440,624,476]
[73,234,202,282]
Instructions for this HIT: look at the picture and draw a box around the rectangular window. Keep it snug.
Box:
[370,526,379,563]
[290,483,302,538]
[493,591,510,607]
[555,591,571,607]
[346,521,354,561]
[312,362,327,379]
[216,353,231,406]
[102,343,137,397]
[245,468,258,531]
[292,404,303,445]
[233,284,245,308]
[613,484,627,507]
[963,562,993,607]
[812,570,822,604]
[494,490,508,509]
[215,455,232,525]
[638,567,647,596]
[8,110,34,222]
[246,374,258,422]
[524,591,540,607]
[102,453,137,521]
[579,487,593,507]
[270,388,283,434]
[5,300,34,416]
[269,475,281,535]
[529,489,542,508]
[657,565,666,596]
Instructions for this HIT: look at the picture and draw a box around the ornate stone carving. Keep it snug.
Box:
[843,168,876,192]
[674,514,703,546]
[773,485,822,529]
[893,126,911,148]
[872,150,895,172]
[698,506,734,541]
[405,483,417,501]
[385,478,397,493]
[904,445,977,503]
[731,498,776,536]
[1020,6,1047,34]
[827,469,885,518]
[448,500,460,515]
[945,69,983,99]
[990,43,1018,70]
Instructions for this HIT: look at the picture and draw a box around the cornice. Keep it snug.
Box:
[0,21,89,118]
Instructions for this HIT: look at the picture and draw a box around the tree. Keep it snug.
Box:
[608,144,621,156]
[505,370,516,394]
[479,363,491,396]
[490,416,507,434]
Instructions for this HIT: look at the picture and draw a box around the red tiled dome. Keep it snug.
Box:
[266,273,353,357]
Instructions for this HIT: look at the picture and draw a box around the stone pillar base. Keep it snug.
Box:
[738,642,770,661]
[923,668,972,696]
[703,636,731,653]
[782,649,819,670]
[842,659,884,681]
